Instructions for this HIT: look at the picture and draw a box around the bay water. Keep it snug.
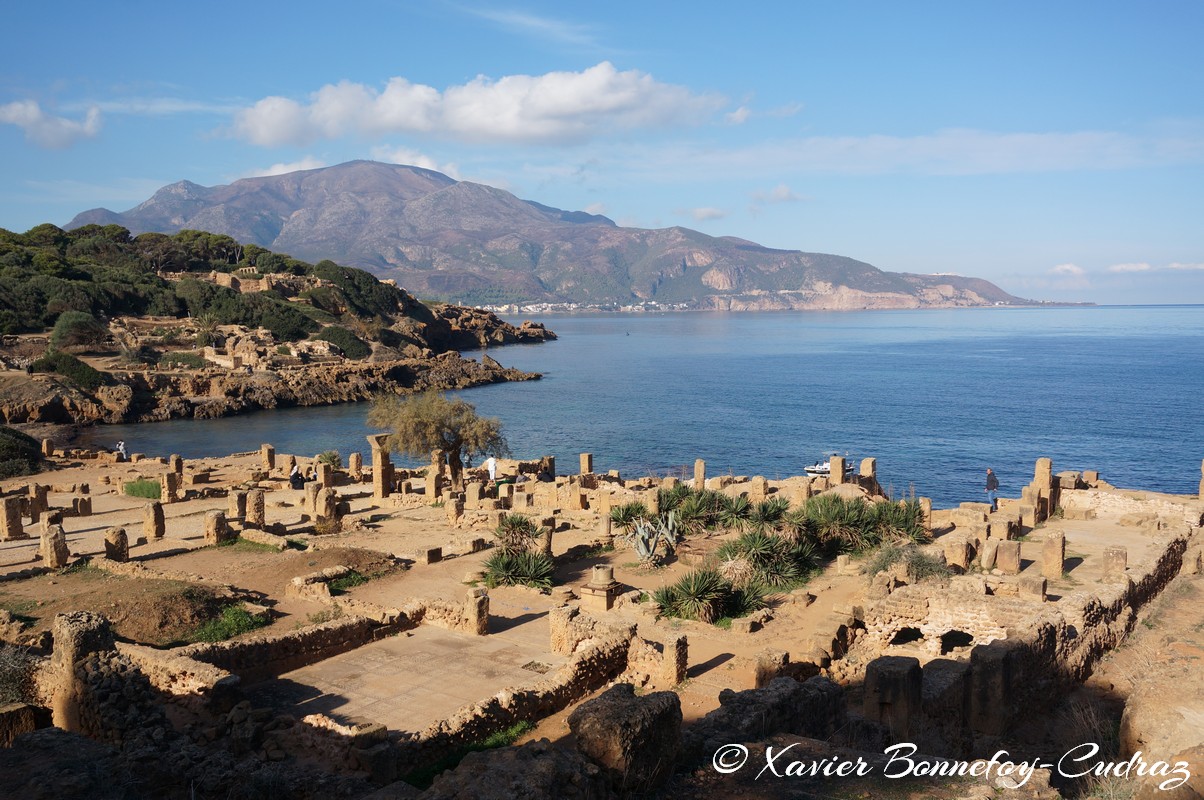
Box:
[79,306,1204,508]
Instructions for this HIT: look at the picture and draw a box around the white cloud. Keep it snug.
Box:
[468,8,601,49]
[752,183,803,204]
[244,157,328,178]
[584,202,607,215]
[369,145,460,178]
[0,100,101,148]
[1168,262,1204,270]
[1106,262,1151,273]
[1051,263,1086,276]
[85,97,240,116]
[690,207,726,221]
[230,62,724,147]
[725,106,750,125]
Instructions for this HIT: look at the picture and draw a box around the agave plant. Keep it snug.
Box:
[657,568,729,623]
[483,550,554,590]
[625,510,678,564]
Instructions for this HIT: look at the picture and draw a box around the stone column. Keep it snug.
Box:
[246,489,266,528]
[28,484,49,519]
[41,439,55,458]
[162,472,181,503]
[466,587,489,636]
[260,444,275,470]
[1042,531,1065,579]
[41,524,70,569]
[104,527,128,561]
[304,482,321,514]
[169,454,184,474]
[748,476,768,503]
[860,457,877,479]
[579,453,593,475]
[1,497,26,541]
[693,459,706,490]
[282,454,296,475]
[228,490,247,521]
[661,635,689,687]
[541,516,556,557]
[316,461,334,487]
[349,452,363,481]
[368,434,393,500]
[144,501,165,540]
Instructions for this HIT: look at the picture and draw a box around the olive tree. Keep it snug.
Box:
[367,390,509,492]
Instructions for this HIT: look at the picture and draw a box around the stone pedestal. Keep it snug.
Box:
[317,461,334,487]
[228,490,247,521]
[829,456,846,486]
[1019,575,1047,601]
[748,476,768,503]
[369,435,394,500]
[863,655,922,739]
[579,564,621,613]
[260,444,275,470]
[204,511,232,545]
[317,487,340,523]
[304,482,321,514]
[169,454,184,474]
[579,453,593,475]
[162,472,182,503]
[349,452,363,481]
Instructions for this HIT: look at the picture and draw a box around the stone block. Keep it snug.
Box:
[422,547,443,565]
[445,499,464,524]
[162,472,182,503]
[260,444,275,470]
[863,655,922,739]
[693,459,705,490]
[72,496,91,517]
[859,457,877,479]
[1041,531,1065,579]
[980,540,999,570]
[348,452,363,481]
[579,453,593,474]
[943,538,972,572]
[169,454,184,474]
[204,511,233,545]
[316,462,334,487]
[748,476,768,502]
[0,497,25,541]
[1083,469,1099,484]
[1103,546,1128,581]
[950,575,987,594]
[829,456,846,486]
[317,487,340,523]
[228,490,247,521]
[1019,575,1047,601]
[996,540,1021,575]
[568,683,682,792]
[104,527,129,561]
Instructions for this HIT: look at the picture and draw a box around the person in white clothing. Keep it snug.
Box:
[484,455,497,482]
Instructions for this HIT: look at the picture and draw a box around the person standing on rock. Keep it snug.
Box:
[115,441,127,461]
[985,468,999,511]
[484,455,497,484]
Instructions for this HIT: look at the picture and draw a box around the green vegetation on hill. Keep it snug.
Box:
[313,325,371,359]
[0,223,428,345]
[0,426,42,479]
[29,351,108,390]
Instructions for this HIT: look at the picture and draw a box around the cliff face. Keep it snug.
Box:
[0,353,537,425]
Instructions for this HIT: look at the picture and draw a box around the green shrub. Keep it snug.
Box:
[123,478,161,499]
[494,513,542,554]
[864,542,951,584]
[329,570,367,594]
[157,350,207,369]
[0,426,42,479]
[483,550,554,590]
[191,604,269,642]
[50,311,108,349]
[654,568,768,625]
[29,350,108,391]
[404,720,535,790]
[314,325,371,359]
[609,501,649,534]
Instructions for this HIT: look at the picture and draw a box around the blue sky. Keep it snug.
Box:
[2,1,1202,304]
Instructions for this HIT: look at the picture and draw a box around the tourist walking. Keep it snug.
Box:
[115,441,127,461]
[984,468,999,511]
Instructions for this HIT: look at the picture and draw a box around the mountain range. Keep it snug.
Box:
[68,160,1029,309]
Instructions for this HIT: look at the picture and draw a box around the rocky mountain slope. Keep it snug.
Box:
[68,161,1030,309]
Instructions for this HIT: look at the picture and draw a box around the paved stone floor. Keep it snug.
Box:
[245,596,564,733]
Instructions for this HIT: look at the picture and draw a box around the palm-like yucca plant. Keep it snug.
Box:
[657,483,692,514]
[750,496,791,527]
[717,555,756,587]
[609,502,649,535]
[779,508,814,542]
[483,550,554,589]
[494,513,542,554]
[805,494,875,553]
[675,491,715,536]
[656,568,729,623]
[717,495,752,531]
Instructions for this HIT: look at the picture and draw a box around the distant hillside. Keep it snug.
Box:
[68,160,1031,309]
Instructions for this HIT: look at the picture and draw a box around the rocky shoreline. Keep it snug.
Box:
[1,351,538,430]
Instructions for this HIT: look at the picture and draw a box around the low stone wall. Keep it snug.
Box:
[118,642,242,713]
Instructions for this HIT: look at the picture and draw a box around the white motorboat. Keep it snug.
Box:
[804,452,855,477]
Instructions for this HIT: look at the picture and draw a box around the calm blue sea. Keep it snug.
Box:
[79,306,1204,508]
